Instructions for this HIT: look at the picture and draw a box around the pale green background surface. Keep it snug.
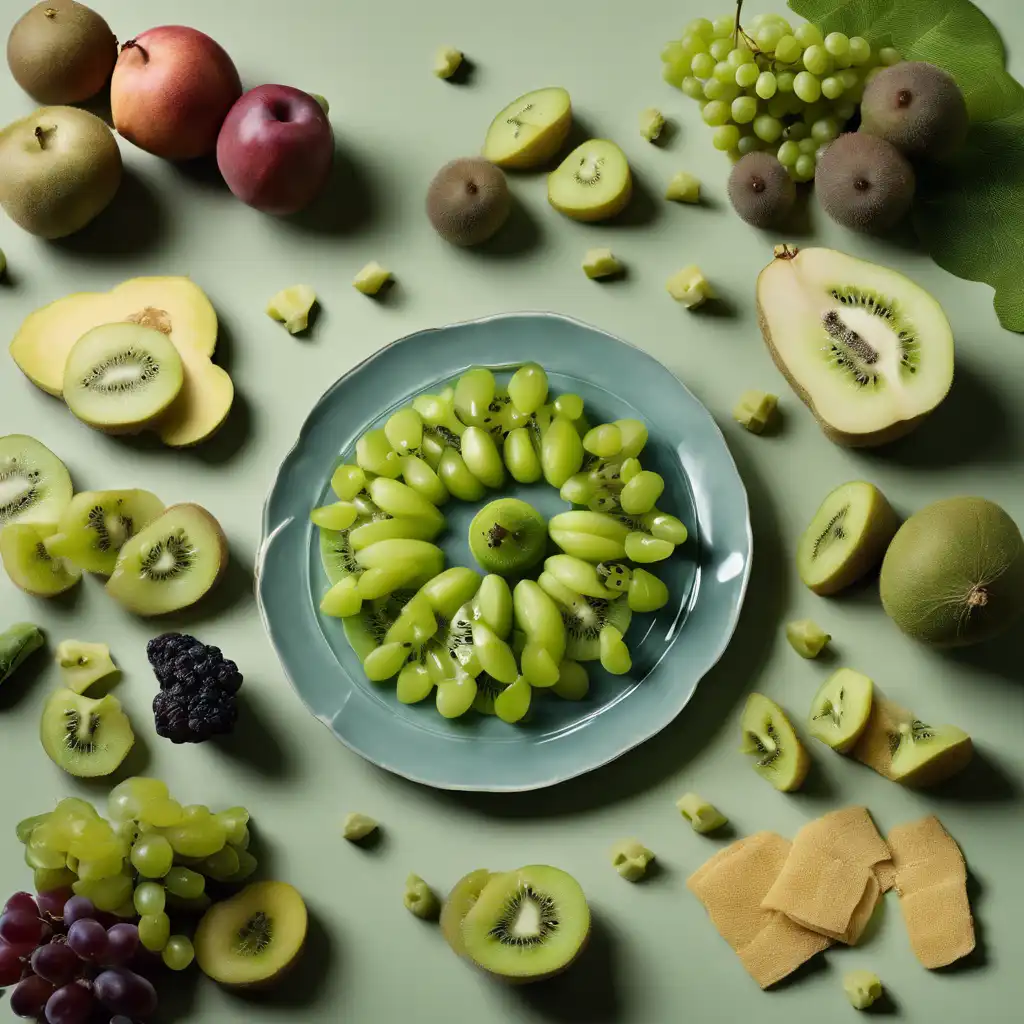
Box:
[1,0,1022,1021]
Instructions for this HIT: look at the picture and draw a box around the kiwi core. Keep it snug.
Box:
[493,886,558,947]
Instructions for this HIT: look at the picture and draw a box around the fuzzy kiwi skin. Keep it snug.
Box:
[880,496,1024,647]
[727,153,795,228]
[427,158,511,246]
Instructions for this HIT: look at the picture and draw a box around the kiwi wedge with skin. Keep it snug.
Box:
[194,881,308,988]
[0,433,73,528]
[797,481,899,595]
[460,865,590,982]
[548,140,632,222]
[469,498,547,578]
[1,522,82,596]
[40,687,134,778]
[105,503,228,616]
[63,323,185,435]
[740,692,810,792]
[482,87,572,169]
[808,668,874,753]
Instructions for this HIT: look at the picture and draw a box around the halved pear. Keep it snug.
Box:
[482,87,572,169]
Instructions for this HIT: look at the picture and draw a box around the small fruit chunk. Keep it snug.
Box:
[0,623,44,684]
[740,693,810,792]
[675,793,727,834]
[40,688,135,777]
[611,840,654,881]
[581,248,623,280]
[194,881,308,987]
[756,245,954,446]
[880,496,1024,647]
[266,285,317,334]
[808,668,874,753]
[843,970,883,1010]
[728,153,795,228]
[404,874,440,919]
[860,62,969,160]
[732,390,777,434]
[56,640,117,694]
[482,87,572,169]
[0,434,74,528]
[548,139,632,222]
[665,171,701,203]
[342,813,378,841]
[639,108,665,142]
[433,46,463,79]
[1,523,81,596]
[785,619,830,658]
[667,265,713,308]
[440,869,492,956]
[427,158,511,246]
[797,481,899,596]
[353,261,392,296]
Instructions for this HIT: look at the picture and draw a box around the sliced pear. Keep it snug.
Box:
[548,140,632,222]
[740,692,810,792]
[482,87,572,169]
[807,668,874,753]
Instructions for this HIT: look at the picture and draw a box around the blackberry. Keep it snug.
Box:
[153,685,238,744]
[146,633,242,694]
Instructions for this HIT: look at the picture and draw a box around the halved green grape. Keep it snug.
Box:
[135,882,166,916]
[356,429,402,478]
[507,363,548,415]
[600,625,631,675]
[615,420,647,458]
[130,834,174,878]
[438,448,486,501]
[625,532,674,563]
[435,672,478,718]
[560,472,595,505]
[642,510,688,544]
[582,424,623,459]
[399,455,449,506]
[713,125,740,151]
[541,416,585,488]
[619,471,664,515]
[494,676,532,723]
[348,516,442,551]
[454,367,496,425]
[504,427,543,483]
[701,100,730,127]
[163,935,195,971]
[475,574,513,637]
[461,426,506,488]
[311,501,359,531]
[384,407,424,455]
[368,478,444,526]
[418,566,483,621]
[545,554,611,599]
[331,464,366,500]
[552,660,589,700]
[397,661,434,704]
[364,641,413,681]
[627,568,669,612]
[139,912,171,952]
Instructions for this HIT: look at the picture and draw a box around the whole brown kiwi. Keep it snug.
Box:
[7,1,117,105]
[426,157,512,246]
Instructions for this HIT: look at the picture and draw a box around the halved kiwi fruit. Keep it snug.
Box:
[469,498,546,577]
[807,668,874,753]
[194,881,308,987]
[459,865,590,981]
[482,87,572,169]
[105,503,228,615]
[548,140,632,222]
[0,434,73,528]
[440,869,495,956]
[796,481,899,595]
[45,489,165,575]
[40,688,134,778]
[740,692,810,792]
[537,571,631,661]
[1,522,82,596]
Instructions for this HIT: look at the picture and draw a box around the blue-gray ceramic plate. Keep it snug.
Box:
[257,312,751,792]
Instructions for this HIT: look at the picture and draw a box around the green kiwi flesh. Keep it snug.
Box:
[469,498,546,577]
[0,623,45,684]
[537,571,631,661]
[105,503,228,615]
[343,591,414,663]
[0,433,73,528]
[40,687,134,777]
[740,693,810,792]
[807,668,874,752]
[440,869,495,956]
[796,480,899,595]
[0,522,82,596]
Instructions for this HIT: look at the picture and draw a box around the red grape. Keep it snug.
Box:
[3,893,38,917]
[105,924,140,966]
[9,974,56,1018]
[31,942,82,986]
[0,940,27,986]
[0,910,45,946]
[94,968,158,1018]
[67,919,108,963]
[36,889,74,920]
[62,897,95,927]
[43,981,95,1024]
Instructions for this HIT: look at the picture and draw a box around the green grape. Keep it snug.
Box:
[453,367,495,425]
[712,125,741,152]
[616,419,648,458]
[368,477,444,524]
[879,46,901,66]
[399,455,449,507]
[847,36,871,64]
[766,95,789,118]
[362,641,411,681]
[662,61,687,88]
[330,464,365,500]
[709,37,732,61]
[384,407,424,455]
[625,532,674,564]
[619,471,665,515]
[76,853,125,881]
[661,40,686,63]
[727,45,754,69]
[385,595,438,646]
[783,121,809,141]
[731,96,758,125]
[701,99,730,128]
[703,79,738,102]
[755,71,777,99]
[582,424,623,459]
[811,117,840,143]
[130,834,173,878]
[139,912,171,953]
[736,134,761,156]
[503,427,542,483]
[507,363,548,415]
[472,623,518,684]
[691,52,715,78]
[838,69,859,90]
[356,429,403,479]
[203,846,241,881]
[793,72,822,103]
[599,626,632,675]
[793,154,817,181]
[310,501,358,532]
[26,840,68,871]
[755,24,784,50]
[734,63,759,88]
[835,100,857,123]
[541,416,585,488]
[494,676,532,724]
[108,778,167,822]
[476,574,513,637]
[642,510,688,544]
[794,23,823,47]
[627,568,670,613]
[753,114,784,143]
[73,871,133,912]
[553,393,584,421]
[774,34,802,64]
[560,472,594,505]
[461,426,506,488]
[684,17,714,40]
[35,867,76,892]
[163,935,195,972]
[163,811,228,860]
[681,76,705,100]
[438,448,486,502]
[798,138,818,155]
[435,673,478,718]
[777,140,800,167]
[823,32,850,58]
[395,662,431,704]
[832,52,853,70]
[710,15,734,37]
[164,866,206,900]
[679,32,708,55]
[320,577,367,620]
[821,76,843,99]
[801,45,829,76]
[776,71,795,92]
[712,60,733,83]
[552,660,589,701]
[134,882,166,916]
[419,566,482,621]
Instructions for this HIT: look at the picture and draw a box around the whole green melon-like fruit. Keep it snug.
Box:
[880,496,1024,647]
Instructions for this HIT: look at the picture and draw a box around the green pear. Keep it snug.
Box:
[0,105,121,238]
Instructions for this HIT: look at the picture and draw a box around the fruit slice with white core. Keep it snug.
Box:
[667,265,714,308]
[482,88,572,169]
[740,692,810,792]
[808,668,874,752]
[40,688,135,778]
[676,793,728,834]
[441,869,494,956]
[756,245,954,446]
[460,865,590,981]
[105,503,228,615]
[46,489,165,575]
[266,285,316,334]
[582,249,623,280]
[537,571,631,662]
[0,434,73,528]
[797,481,900,595]
[55,641,118,694]
[0,523,82,596]
[548,140,632,222]
[353,262,391,295]
[786,619,830,658]
[63,323,185,434]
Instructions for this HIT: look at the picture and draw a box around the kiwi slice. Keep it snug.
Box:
[40,688,134,778]
[482,87,573,169]
[440,869,495,956]
[194,881,308,987]
[740,692,810,792]
[105,503,228,615]
[63,323,185,434]
[342,591,413,663]
[0,523,82,596]
[0,434,73,528]
[460,865,590,981]
[537,571,631,661]
[45,489,165,575]
[469,498,546,577]
[548,140,632,222]
[426,158,511,247]
[319,526,362,585]
[796,481,899,595]
[807,668,874,753]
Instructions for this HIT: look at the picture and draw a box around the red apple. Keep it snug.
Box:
[216,85,334,215]
[110,26,241,161]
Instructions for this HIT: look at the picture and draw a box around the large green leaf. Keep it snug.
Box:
[788,0,1024,332]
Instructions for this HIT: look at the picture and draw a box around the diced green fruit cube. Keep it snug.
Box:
[353,261,392,296]
[666,265,714,308]
[582,248,623,280]
[843,970,883,1010]
[342,813,378,841]
[732,390,778,434]
[611,839,654,881]
[639,108,666,142]
[404,874,441,919]
[665,172,701,203]
[266,284,317,334]
[433,46,464,79]
[675,792,728,834]
[786,619,830,658]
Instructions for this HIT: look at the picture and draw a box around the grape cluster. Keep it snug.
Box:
[661,8,901,181]
[0,890,156,1022]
